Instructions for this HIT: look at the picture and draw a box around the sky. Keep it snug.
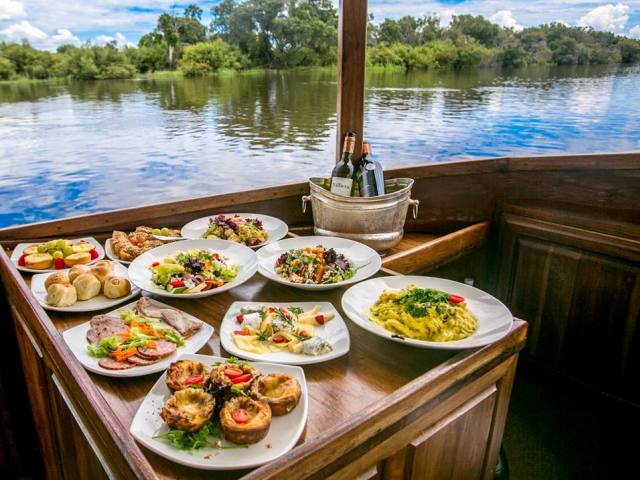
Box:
[0,1,639,51]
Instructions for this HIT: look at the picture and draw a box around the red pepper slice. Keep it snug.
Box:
[230,373,252,384]
[267,307,276,313]
[185,375,204,385]
[235,314,244,324]
[279,307,291,320]
[17,254,26,266]
[224,367,244,378]
[272,336,287,344]
[448,294,465,304]
[231,408,251,424]
[170,280,185,288]
[298,330,310,338]
[315,314,325,325]
[151,261,160,267]
[89,248,99,260]
[54,258,65,270]
[233,329,249,336]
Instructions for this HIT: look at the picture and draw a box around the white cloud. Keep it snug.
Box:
[51,28,80,46]
[94,31,133,47]
[629,25,640,38]
[0,0,25,20]
[490,10,524,31]
[578,3,630,32]
[0,20,46,42]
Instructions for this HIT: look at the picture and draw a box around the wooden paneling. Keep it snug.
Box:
[497,212,640,403]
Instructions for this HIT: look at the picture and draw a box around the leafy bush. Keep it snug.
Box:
[179,40,247,76]
[0,56,15,80]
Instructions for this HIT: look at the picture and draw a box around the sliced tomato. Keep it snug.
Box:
[448,294,465,304]
[170,279,185,288]
[235,314,244,324]
[279,307,292,320]
[224,367,244,378]
[185,375,204,385]
[231,408,251,424]
[233,329,249,336]
[230,373,252,384]
[272,336,287,344]
[151,261,160,267]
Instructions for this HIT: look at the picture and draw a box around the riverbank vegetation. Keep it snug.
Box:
[1,0,640,81]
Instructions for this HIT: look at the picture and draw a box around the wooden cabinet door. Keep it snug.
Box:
[496,213,640,402]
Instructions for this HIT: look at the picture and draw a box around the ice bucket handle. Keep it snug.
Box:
[409,198,420,219]
[302,195,311,213]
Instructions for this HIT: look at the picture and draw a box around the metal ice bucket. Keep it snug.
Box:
[302,177,419,252]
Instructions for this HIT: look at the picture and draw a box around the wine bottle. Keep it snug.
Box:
[356,141,377,197]
[330,132,356,196]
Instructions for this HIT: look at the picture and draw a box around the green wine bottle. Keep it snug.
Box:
[330,132,356,196]
[356,141,377,197]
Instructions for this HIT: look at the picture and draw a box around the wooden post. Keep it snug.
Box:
[336,0,368,162]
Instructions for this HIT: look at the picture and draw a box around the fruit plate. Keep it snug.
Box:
[62,299,214,377]
[130,353,308,470]
[220,301,350,365]
[180,213,288,247]
[342,276,514,350]
[31,262,140,312]
[11,236,105,273]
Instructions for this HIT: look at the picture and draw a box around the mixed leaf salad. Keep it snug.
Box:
[151,248,239,294]
[203,214,267,246]
[274,246,355,285]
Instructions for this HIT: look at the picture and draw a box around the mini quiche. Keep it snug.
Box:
[219,396,272,444]
[209,362,259,392]
[250,374,301,416]
[165,360,209,392]
[160,388,215,433]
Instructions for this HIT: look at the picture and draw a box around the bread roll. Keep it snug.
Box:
[25,253,53,270]
[103,276,132,299]
[45,284,77,307]
[90,261,113,285]
[64,252,91,267]
[73,273,101,300]
[44,271,70,290]
[68,264,90,283]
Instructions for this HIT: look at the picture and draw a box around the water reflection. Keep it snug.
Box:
[0,65,638,227]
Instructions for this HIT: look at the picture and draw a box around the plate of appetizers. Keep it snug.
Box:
[130,354,307,470]
[256,236,381,290]
[220,302,350,365]
[180,213,288,247]
[62,298,214,377]
[341,276,513,350]
[150,226,183,242]
[128,239,258,299]
[11,237,105,273]
[31,260,140,312]
[107,226,179,264]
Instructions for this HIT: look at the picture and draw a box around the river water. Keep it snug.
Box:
[1,65,638,227]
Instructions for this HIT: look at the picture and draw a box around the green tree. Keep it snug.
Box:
[449,15,504,47]
[0,56,15,79]
[179,39,248,75]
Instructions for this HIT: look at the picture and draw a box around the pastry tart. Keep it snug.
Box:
[219,396,271,444]
[209,362,259,392]
[165,360,209,392]
[250,374,301,416]
[160,388,215,433]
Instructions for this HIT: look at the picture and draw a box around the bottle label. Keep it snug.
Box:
[330,177,353,196]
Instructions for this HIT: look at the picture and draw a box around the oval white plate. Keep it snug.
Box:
[11,236,105,273]
[256,236,381,291]
[342,276,513,350]
[31,262,140,312]
[181,213,288,247]
[220,301,350,365]
[128,239,258,299]
[104,238,131,265]
[152,234,183,242]
[62,299,214,377]
[130,353,308,470]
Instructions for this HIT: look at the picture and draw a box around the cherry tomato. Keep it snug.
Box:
[17,254,26,266]
[230,373,252,384]
[233,329,249,336]
[224,367,244,378]
[89,249,99,260]
[448,294,465,304]
[151,261,160,267]
[315,314,325,325]
[54,258,65,269]
[236,314,244,324]
[231,408,251,424]
[170,280,185,288]
[185,375,204,385]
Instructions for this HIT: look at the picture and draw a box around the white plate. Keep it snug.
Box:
[181,213,288,247]
[256,236,381,291]
[104,238,131,265]
[128,239,258,299]
[220,301,350,365]
[130,353,308,470]
[31,262,140,312]
[152,234,183,242]
[62,299,214,377]
[342,276,513,350]
[11,236,105,273]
